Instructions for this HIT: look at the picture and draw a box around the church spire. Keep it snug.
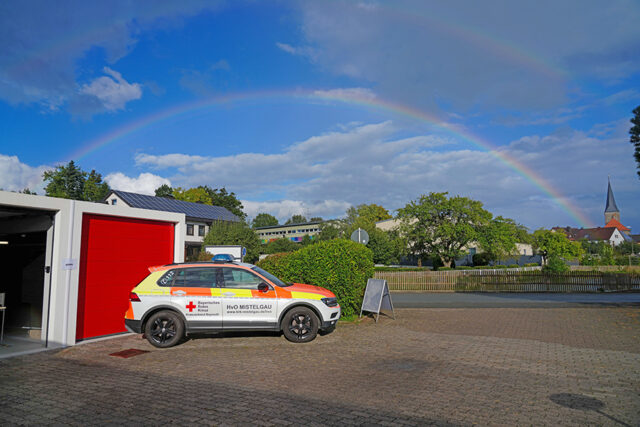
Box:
[604,176,620,224]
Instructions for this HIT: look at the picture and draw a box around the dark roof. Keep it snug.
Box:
[255,221,323,230]
[605,179,619,213]
[574,227,618,241]
[107,190,240,222]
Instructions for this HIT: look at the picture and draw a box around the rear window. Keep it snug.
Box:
[157,268,221,288]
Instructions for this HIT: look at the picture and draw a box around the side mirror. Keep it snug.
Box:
[258,283,269,293]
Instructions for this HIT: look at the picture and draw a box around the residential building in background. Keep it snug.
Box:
[104,190,240,259]
[256,221,322,243]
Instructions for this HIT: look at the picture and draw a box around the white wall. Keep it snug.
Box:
[0,191,185,348]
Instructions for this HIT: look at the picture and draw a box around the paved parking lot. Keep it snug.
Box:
[1,307,639,426]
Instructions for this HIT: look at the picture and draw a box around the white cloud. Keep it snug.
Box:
[275,42,318,60]
[105,172,171,195]
[242,199,351,223]
[313,87,377,101]
[79,67,142,111]
[0,154,50,193]
[133,119,639,230]
[293,1,640,111]
[0,1,221,111]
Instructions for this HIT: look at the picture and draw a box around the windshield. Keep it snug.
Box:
[251,266,291,287]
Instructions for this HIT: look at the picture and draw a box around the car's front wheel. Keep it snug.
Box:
[282,307,319,343]
[144,310,184,348]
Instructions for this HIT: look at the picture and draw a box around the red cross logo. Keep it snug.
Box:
[186,301,196,312]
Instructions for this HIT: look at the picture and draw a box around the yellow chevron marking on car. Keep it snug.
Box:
[290,291,324,300]
[221,289,253,298]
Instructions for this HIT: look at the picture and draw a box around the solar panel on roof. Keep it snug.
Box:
[112,190,239,222]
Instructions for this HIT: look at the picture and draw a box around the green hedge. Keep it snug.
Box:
[256,239,374,317]
[374,266,431,272]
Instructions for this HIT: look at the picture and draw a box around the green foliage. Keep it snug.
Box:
[43,161,110,202]
[252,213,279,228]
[154,184,174,198]
[19,188,36,195]
[345,204,392,227]
[366,227,401,265]
[456,266,473,270]
[202,221,261,263]
[473,265,491,269]
[317,220,345,241]
[543,255,570,272]
[173,186,246,219]
[398,192,492,267]
[476,216,526,262]
[256,239,374,317]
[630,105,640,179]
[262,238,300,254]
[472,252,493,266]
[309,216,323,222]
[523,263,539,267]
[533,229,583,261]
[508,264,520,268]
[285,214,307,225]
[438,267,454,271]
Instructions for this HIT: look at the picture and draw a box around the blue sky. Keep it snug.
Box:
[1,0,639,231]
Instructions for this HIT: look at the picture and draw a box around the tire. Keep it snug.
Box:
[281,307,319,343]
[144,310,184,348]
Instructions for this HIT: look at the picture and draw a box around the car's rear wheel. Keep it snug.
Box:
[282,307,319,343]
[144,310,184,348]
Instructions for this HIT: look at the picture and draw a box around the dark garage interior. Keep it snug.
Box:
[0,205,54,346]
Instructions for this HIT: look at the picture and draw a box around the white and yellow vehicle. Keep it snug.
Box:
[124,258,340,348]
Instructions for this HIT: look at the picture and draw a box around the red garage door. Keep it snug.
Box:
[76,214,175,340]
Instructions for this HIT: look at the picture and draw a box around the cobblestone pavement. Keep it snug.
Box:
[1,308,639,426]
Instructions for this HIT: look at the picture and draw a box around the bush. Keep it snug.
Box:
[473,265,491,269]
[202,220,261,263]
[493,265,508,269]
[523,263,539,267]
[256,239,374,317]
[543,255,569,272]
[438,267,454,271]
[472,252,493,266]
[508,264,520,268]
[456,266,473,270]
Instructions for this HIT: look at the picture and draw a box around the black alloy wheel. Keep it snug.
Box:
[144,310,184,348]
[282,307,319,343]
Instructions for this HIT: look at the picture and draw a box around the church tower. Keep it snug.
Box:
[604,177,620,224]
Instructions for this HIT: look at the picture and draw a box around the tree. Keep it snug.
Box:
[309,217,323,222]
[317,220,346,241]
[83,170,110,202]
[366,228,401,265]
[285,214,307,225]
[43,160,110,202]
[476,216,524,263]
[532,229,583,265]
[170,185,246,219]
[154,184,174,198]
[202,221,261,263]
[262,238,300,254]
[397,192,492,268]
[252,213,279,228]
[630,105,640,179]
[345,204,392,226]
[19,188,36,195]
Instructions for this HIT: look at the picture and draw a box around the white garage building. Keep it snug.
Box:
[0,191,185,354]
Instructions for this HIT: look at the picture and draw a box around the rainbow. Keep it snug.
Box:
[69,89,593,228]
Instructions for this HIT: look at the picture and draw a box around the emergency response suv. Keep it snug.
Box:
[124,259,341,348]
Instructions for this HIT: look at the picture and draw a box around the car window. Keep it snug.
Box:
[172,267,221,288]
[221,267,264,290]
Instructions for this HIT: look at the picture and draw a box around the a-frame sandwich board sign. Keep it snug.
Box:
[359,278,395,322]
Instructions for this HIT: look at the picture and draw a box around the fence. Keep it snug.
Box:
[375,268,640,292]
